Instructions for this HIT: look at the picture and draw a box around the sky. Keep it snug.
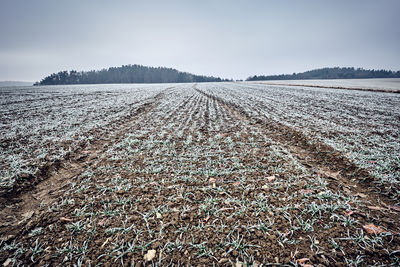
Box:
[1,0,400,81]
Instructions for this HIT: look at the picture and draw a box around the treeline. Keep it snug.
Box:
[247,67,400,81]
[35,64,230,85]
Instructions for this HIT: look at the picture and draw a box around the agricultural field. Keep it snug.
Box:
[0,82,399,266]
[253,78,400,93]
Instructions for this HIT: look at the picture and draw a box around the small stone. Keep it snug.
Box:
[356,193,367,198]
[156,213,162,219]
[3,258,12,267]
[266,175,275,182]
[268,211,274,216]
[3,235,15,242]
[143,249,156,261]
[298,180,306,188]
[44,255,51,261]
[20,173,30,179]
[218,258,228,264]
[22,211,34,219]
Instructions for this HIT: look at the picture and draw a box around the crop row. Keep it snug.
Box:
[0,84,172,193]
[196,83,400,197]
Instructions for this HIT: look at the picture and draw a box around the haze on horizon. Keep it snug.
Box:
[1,0,399,82]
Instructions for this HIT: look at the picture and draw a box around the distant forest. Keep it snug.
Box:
[247,67,400,81]
[35,66,400,85]
[35,64,229,85]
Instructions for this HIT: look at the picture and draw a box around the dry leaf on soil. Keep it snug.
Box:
[367,206,385,211]
[345,210,354,217]
[60,217,73,223]
[100,237,110,249]
[98,218,107,226]
[319,170,340,179]
[297,258,313,267]
[356,193,367,198]
[326,170,340,179]
[299,189,315,194]
[363,224,386,235]
[389,205,400,212]
[297,258,310,264]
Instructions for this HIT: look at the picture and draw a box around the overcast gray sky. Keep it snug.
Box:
[1,0,399,81]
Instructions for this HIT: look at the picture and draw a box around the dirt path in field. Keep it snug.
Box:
[194,85,397,208]
[0,88,171,241]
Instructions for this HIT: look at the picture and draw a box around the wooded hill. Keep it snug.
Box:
[247,67,400,81]
[35,64,229,85]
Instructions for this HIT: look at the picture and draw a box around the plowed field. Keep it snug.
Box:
[1,83,399,266]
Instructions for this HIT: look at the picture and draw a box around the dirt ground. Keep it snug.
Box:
[1,85,399,266]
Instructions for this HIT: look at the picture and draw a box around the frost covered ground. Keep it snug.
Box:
[252,78,400,93]
[0,82,399,266]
